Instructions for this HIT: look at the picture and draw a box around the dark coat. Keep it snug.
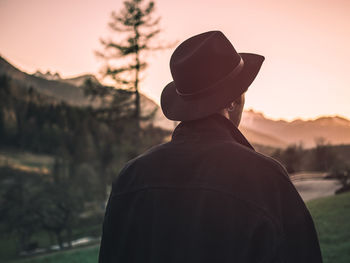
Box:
[99,114,323,263]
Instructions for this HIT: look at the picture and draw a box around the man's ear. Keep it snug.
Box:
[227,102,235,112]
[234,94,244,106]
[228,95,243,111]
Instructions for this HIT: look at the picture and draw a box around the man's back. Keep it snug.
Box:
[99,114,322,262]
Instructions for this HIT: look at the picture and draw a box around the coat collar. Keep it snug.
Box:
[171,113,255,151]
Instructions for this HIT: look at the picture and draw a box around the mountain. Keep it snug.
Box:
[0,55,174,129]
[59,74,100,87]
[33,70,61,80]
[0,56,102,107]
[33,69,100,87]
[241,110,350,148]
[239,126,287,148]
[1,55,349,148]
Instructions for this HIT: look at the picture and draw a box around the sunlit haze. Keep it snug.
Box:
[1,0,349,121]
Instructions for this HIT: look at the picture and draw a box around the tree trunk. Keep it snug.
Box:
[67,227,73,248]
[18,231,29,253]
[56,230,64,250]
[133,27,141,133]
[48,231,55,249]
[135,89,140,121]
[134,52,141,134]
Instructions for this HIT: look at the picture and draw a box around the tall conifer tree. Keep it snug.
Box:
[97,0,166,125]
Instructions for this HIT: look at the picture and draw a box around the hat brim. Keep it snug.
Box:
[161,53,265,121]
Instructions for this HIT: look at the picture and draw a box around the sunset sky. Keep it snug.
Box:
[1,0,349,121]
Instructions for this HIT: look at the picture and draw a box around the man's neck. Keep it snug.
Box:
[216,110,242,128]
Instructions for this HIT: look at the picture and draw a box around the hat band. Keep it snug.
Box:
[175,57,244,100]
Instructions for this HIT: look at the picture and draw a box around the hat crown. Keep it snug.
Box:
[170,31,242,96]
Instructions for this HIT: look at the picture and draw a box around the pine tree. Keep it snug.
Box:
[96,0,169,124]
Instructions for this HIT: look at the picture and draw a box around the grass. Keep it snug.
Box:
[307,191,350,263]
[0,234,18,262]
[1,219,103,263]
[7,192,350,263]
[10,245,99,263]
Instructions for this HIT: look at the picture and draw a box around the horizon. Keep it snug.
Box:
[1,52,350,124]
[1,0,349,121]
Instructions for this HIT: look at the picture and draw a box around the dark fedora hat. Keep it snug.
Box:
[161,31,265,121]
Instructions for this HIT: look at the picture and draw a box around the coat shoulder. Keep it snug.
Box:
[207,140,289,178]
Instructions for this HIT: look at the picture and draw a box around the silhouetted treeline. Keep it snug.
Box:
[0,74,170,257]
[271,141,350,175]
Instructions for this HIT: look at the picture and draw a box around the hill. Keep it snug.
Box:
[0,56,101,107]
[241,109,350,148]
[1,55,350,148]
[0,55,174,129]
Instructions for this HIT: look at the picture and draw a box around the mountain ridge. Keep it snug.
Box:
[1,55,349,148]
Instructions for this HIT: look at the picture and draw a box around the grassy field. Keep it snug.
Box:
[307,191,350,263]
[8,192,350,263]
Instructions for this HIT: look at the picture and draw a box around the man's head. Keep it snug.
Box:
[160,31,264,122]
[219,93,245,127]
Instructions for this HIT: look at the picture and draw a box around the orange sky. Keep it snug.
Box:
[1,0,349,121]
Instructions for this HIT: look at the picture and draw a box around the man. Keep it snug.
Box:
[99,31,323,262]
